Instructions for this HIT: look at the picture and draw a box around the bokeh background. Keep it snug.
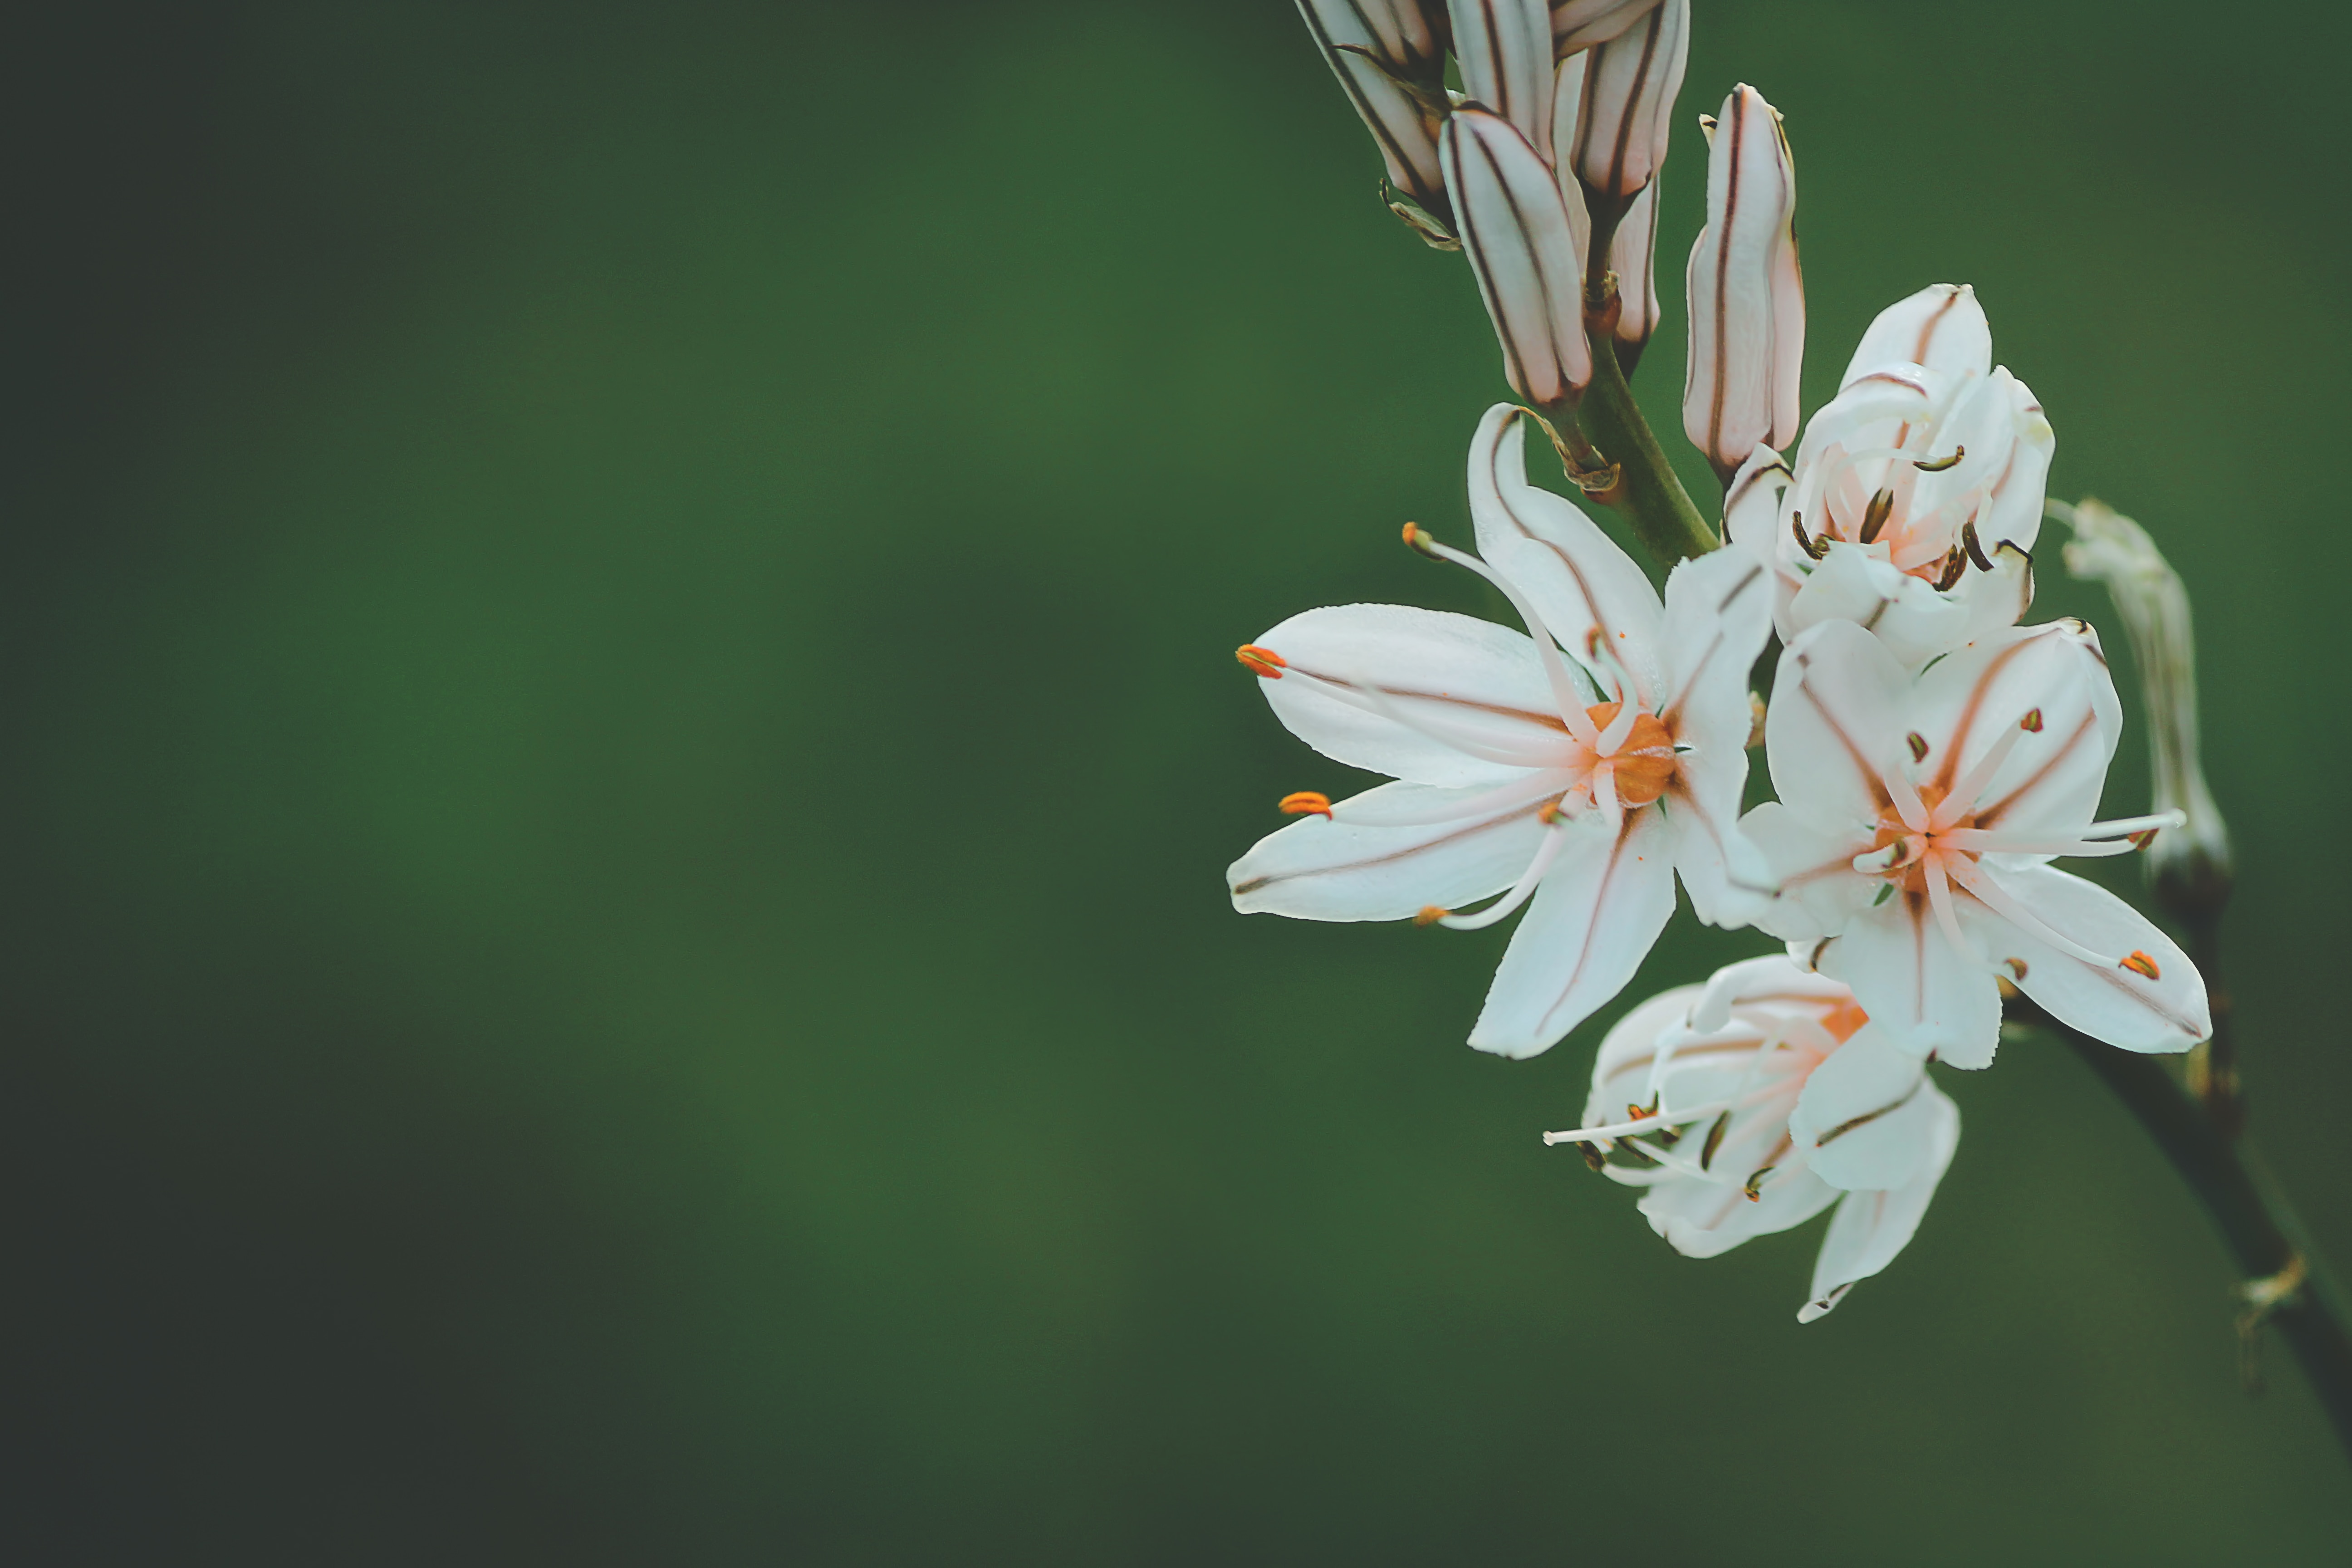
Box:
[3,1,2347,1560]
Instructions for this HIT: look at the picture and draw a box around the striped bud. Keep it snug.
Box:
[1447,0,1556,162]
[1441,106,1593,406]
[1611,180,1661,367]
[1683,84,1803,482]
[1297,0,1456,225]
[1549,0,1664,56]
[1568,0,1686,211]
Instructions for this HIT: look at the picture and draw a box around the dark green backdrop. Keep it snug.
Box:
[3,2,2347,1560]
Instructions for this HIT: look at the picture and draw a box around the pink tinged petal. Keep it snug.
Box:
[1739,800,1877,942]
[1818,891,2003,1065]
[1838,283,1992,388]
[1655,546,1773,925]
[1781,543,1970,671]
[1550,0,1663,53]
[1252,603,1572,788]
[1467,806,1677,1057]
[1296,0,1451,216]
[1798,1086,1958,1321]
[1448,0,1558,160]
[1466,404,1666,699]
[1229,779,1553,921]
[1765,619,1909,829]
[1787,1027,1936,1190]
[1981,863,2211,1053]
[1909,620,2121,838]
[1682,85,1802,476]
[1568,0,1686,204]
[1611,179,1662,354]
[1441,112,1593,406]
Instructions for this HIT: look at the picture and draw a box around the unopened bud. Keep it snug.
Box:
[1297,0,1455,230]
[2058,498,2233,908]
[1441,107,1593,406]
[1568,0,1687,213]
[1682,84,1802,483]
[1448,0,1555,162]
[1550,0,1664,55]
[1610,179,1661,367]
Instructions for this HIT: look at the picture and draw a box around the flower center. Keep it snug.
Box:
[1587,702,1676,806]
[1867,785,1962,892]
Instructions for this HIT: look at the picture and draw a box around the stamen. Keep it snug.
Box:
[1742,1166,1774,1202]
[1434,824,1572,931]
[1541,1099,1734,1145]
[1858,488,1895,546]
[1924,857,1992,970]
[1934,548,1967,590]
[1699,1111,1731,1171]
[1401,522,1442,559]
[1414,906,1448,927]
[2020,708,2043,733]
[1411,530,1597,739]
[2122,950,2162,980]
[1792,511,1828,561]
[1941,856,2122,968]
[1961,518,1995,573]
[1278,791,1333,818]
[1936,710,2040,824]
[1907,731,1930,763]
[1913,446,1966,473]
[1236,644,1286,679]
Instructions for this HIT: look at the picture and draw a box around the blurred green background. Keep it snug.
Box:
[3,1,2347,1560]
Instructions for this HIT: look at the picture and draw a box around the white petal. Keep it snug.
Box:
[1977,371,2056,554]
[1983,863,2211,1053]
[1722,443,1790,560]
[1467,404,1666,701]
[1780,542,1970,671]
[1252,603,1573,787]
[1467,806,1677,1057]
[1818,891,2003,1065]
[1788,1026,1936,1190]
[1612,178,1661,351]
[1447,0,1557,160]
[1949,539,2035,648]
[1908,619,2121,838]
[1642,1160,1839,1259]
[1442,112,1592,405]
[1798,1085,1958,1321]
[1739,800,1876,942]
[1765,618,1910,831]
[1838,283,1991,387]
[1587,981,1707,1104]
[1228,779,1552,921]
[1551,0,1664,53]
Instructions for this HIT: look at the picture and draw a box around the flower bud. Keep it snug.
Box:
[1683,85,1803,481]
[1550,0,1665,55]
[2058,499,2233,902]
[1441,106,1592,406]
[1297,0,1455,227]
[1568,0,1687,212]
[1447,0,1556,162]
[1611,179,1661,365]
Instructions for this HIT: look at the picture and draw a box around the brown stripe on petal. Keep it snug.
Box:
[1789,651,1892,809]
[1813,1079,1924,1147]
[1704,86,1745,461]
[1230,798,1548,897]
[1928,635,2039,794]
[1911,286,1963,365]
[1534,809,1661,1040]
[1282,660,1573,732]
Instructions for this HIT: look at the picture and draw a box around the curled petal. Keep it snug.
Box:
[1449,0,1557,160]
[1568,0,1686,205]
[1798,1087,1959,1321]
[1683,84,1803,475]
[1787,1027,1936,1190]
[1839,282,1992,387]
[1468,807,1677,1057]
[1229,779,1553,921]
[1442,111,1592,405]
[1987,863,2211,1054]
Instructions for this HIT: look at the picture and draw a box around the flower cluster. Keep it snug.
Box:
[1242,0,2214,1318]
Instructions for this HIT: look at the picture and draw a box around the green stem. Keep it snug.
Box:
[1575,336,1718,566]
[2011,998,2352,1460]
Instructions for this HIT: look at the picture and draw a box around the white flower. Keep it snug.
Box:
[1442,107,1593,407]
[1228,404,1772,1058]
[1566,0,1686,210]
[1683,84,1803,482]
[1546,956,1960,1322]
[1739,284,2056,670]
[1296,0,1455,227]
[1741,617,2212,1067]
[1449,0,1557,162]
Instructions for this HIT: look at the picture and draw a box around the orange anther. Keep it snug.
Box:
[1414,906,1450,928]
[2121,950,2162,980]
[2127,829,2157,850]
[1236,644,1286,679]
[1278,791,1333,819]
[2019,708,2044,733]
[1537,800,1569,826]
[1402,522,1442,558]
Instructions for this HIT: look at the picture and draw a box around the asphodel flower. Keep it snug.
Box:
[1227,404,1771,1058]
[1442,107,1592,407]
[1683,84,1803,484]
[1549,0,1664,55]
[1448,0,1556,162]
[2059,499,2232,900]
[1741,618,2211,1067]
[1567,0,1686,214]
[1548,956,1960,1321]
[1749,284,2054,669]
[1297,0,1455,230]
